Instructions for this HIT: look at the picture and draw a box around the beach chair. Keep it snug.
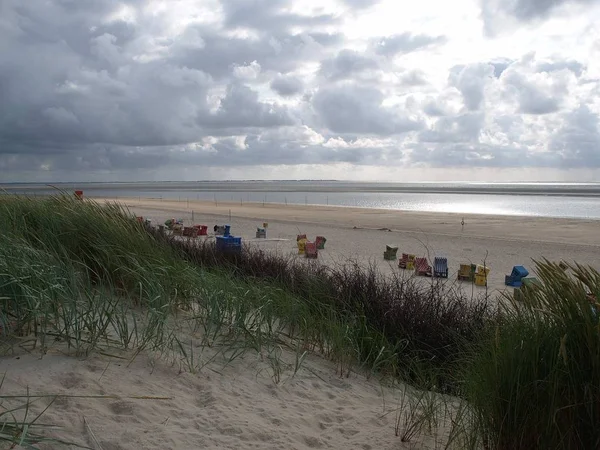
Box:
[316,236,326,250]
[172,224,184,236]
[514,277,542,301]
[505,265,529,287]
[194,225,208,236]
[433,257,448,278]
[384,245,398,261]
[474,265,490,287]
[398,253,416,269]
[216,235,242,255]
[297,234,307,242]
[182,226,198,238]
[414,257,432,277]
[256,227,267,238]
[305,242,318,259]
[297,238,307,255]
[458,263,475,282]
[214,225,226,236]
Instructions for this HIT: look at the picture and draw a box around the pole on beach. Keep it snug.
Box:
[285,196,287,206]
[327,195,328,205]
[214,193,217,207]
[229,209,231,222]
[187,198,189,208]
[192,210,194,222]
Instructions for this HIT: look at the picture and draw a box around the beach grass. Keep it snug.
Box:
[2,194,599,449]
[456,260,600,449]
[154,229,496,392]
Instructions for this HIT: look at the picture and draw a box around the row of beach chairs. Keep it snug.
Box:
[297,234,327,259]
[386,246,543,289]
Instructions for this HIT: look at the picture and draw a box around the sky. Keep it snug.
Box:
[1,0,600,182]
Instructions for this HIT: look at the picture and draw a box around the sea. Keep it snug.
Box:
[2,181,600,220]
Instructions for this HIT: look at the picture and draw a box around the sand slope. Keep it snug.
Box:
[2,344,448,450]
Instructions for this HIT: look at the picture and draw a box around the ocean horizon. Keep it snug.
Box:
[3,180,600,220]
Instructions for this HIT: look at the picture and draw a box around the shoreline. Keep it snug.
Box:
[99,197,600,247]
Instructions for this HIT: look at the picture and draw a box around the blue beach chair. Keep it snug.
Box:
[433,257,448,278]
[505,265,529,287]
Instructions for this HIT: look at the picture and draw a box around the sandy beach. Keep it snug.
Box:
[99,197,600,295]
[4,341,432,450]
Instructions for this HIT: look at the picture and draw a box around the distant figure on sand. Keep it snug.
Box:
[461,217,465,232]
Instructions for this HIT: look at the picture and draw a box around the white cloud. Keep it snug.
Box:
[1,0,600,181]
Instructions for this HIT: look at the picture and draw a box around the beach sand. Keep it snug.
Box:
[100,197,600,295]
[2,335,447,450]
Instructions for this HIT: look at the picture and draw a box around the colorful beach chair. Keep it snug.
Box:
[398,253,416,269]
[305,242,318,259]
[458,264,475,282]
[433,257,448,278]
[384,245,398,261]
[215,235,242,255]
[414,257,432,277]
[316,236,327,250]
[505,265,529,287]
[474,265,490,287]
[297,238,307,255]
[256,227,267,238]
[514,277,542,301]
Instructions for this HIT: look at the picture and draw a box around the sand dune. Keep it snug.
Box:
[2,340,448,450]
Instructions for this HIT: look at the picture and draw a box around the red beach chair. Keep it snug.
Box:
[194,225,208,236]
[414,257,432,277]
[305,242,318,259]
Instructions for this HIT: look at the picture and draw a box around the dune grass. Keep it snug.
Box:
[456,260,600,449]
[0,195,409,446]
[2,194,599,449]
[154,230,496,392]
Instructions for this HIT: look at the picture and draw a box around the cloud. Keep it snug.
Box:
[1,0,600,181]
[481,0,598,36]
[270,74,304,96]
[312,84,424,135]
[319,49,380,80]
[449,64,495,111]
[502,68,569,115]
[549,105,600,167]
[371,33,447,56]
